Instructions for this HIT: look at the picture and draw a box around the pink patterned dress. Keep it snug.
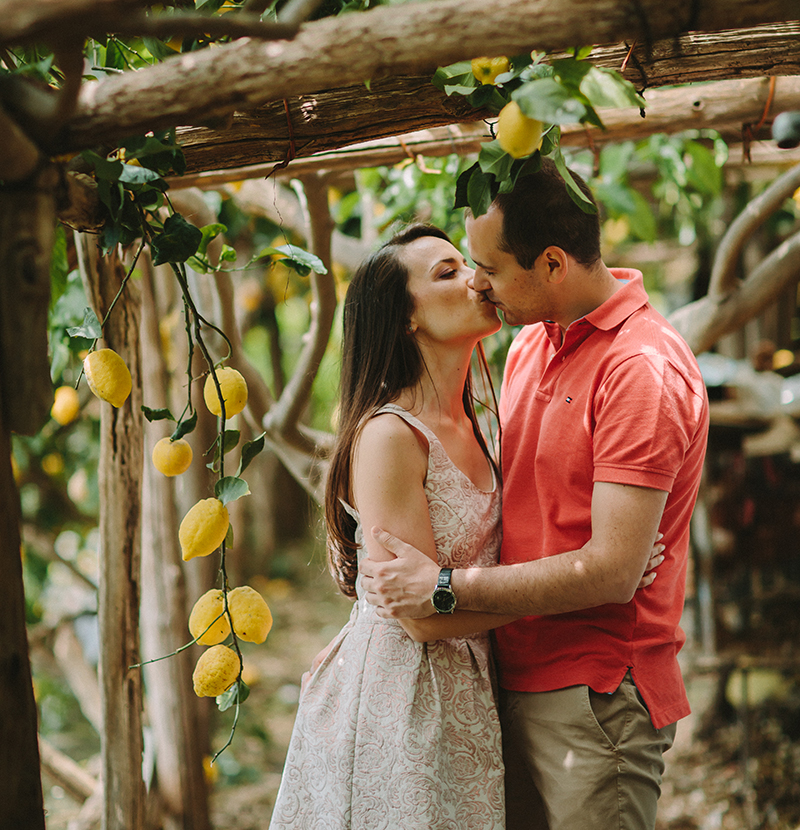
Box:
[269,405,504,829]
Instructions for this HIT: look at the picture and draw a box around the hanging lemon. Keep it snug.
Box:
[51,386,80,425]
[496,101,544,159]
[228,586,273,644]
[203,367,248,418]
[192,644,239,697]
[152,437,193,477]
[179,498,230,561]
[188,589,231,645]
[471,56,510,86]
[84,349,132,408]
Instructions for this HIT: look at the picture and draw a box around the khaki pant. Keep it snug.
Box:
[500,674,677,830]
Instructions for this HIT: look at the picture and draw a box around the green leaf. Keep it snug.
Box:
[82,150,123,182]
[551,149,597,214]
[454,162,479,209]
[172,410,198,441]
[66,307,102,339]
[684,141,723,195]
[197,223,228,256]
[215,476,250,506]
[478,140,514,179]
[118,164,165,186]
[142,406,174,422]
[150,213,203,266]
[225,523,234,548]
[258,245,327,276]
[432,61,476,92]
[217,679,249,712]
[222,429,240,455]
[513,78,587,125]
[220,245,237,263]
[551,57,593,89]
[142,36,179,61]
[466,168,496,217]
[498,154,542,194]
[237,432,266,476]
[580,66,645,110]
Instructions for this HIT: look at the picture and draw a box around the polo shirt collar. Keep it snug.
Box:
[542,269,649,348]
[583,268,648,331]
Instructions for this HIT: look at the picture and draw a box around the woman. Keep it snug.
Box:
[269,224,511,829]
[269,225,660,829]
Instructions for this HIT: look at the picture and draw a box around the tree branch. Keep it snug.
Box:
[263,174,337,445]
[669,228,800,354]
[708,162,800,299]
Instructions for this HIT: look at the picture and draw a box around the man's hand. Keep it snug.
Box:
[359,528,440,619]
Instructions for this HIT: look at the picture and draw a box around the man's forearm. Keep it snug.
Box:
[451,544,635,617]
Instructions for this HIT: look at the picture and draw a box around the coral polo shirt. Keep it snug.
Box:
[494,270,709,729]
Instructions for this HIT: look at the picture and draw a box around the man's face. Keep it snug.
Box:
[465,206,554,327]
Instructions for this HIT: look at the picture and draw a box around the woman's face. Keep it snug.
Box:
[402,236,501,346]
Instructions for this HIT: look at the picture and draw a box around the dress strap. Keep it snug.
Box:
[374,403,438,448]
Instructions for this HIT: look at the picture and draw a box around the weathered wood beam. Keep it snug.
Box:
[57,0,800,153]
[166,76,800,185]
[122,26,800,174]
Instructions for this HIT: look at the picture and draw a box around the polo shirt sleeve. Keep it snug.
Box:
[592,354,704,492]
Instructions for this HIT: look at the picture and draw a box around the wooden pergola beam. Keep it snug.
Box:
[51,0,800,156]
[165,76,800,188]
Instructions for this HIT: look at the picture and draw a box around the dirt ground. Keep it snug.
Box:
[41,561,800,829]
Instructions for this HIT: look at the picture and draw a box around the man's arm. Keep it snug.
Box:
[360,481,668,618]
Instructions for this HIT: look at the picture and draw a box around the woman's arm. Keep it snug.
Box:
[353,414,513,642]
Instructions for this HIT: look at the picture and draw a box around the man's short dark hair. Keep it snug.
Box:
[492,158,602,269]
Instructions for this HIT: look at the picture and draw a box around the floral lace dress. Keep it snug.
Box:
[269,404,504,830]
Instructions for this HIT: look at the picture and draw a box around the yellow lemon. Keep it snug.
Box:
[496,101,544,159]
[83,348,132,408]
[203,367,248,418]
[471,56,510,85]
[202,755,219,785]
[192,644,239,697]
[179,498,230,561]
[42,453,64,476]
[189,589,231,645]
[51,386,80,425]
[228,585,273,644]
[152,437,193,477]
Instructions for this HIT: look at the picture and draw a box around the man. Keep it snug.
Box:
[359,158,709,830]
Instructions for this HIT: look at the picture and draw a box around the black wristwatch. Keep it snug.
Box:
[431,567,457,614]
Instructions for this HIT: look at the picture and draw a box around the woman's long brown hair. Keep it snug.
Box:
[324,224,498,598]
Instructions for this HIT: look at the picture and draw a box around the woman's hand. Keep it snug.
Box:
[637,534,665,590]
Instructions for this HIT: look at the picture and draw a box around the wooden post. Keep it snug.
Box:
[76,234,146,830]
[0,166,59,830]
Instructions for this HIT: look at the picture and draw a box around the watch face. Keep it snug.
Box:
[432,587,456,613]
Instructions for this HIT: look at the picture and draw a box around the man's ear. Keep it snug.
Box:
[542,247,568,284]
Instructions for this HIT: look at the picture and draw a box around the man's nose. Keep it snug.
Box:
[471,269,489,292]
